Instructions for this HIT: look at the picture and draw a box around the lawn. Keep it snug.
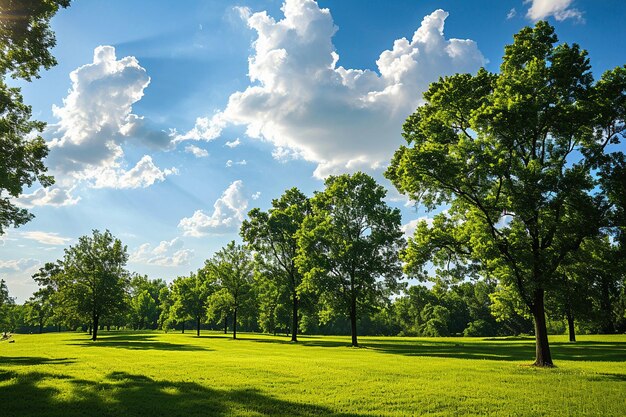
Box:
[0,331,624,416]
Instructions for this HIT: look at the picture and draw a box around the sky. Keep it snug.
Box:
[1,0,625,302]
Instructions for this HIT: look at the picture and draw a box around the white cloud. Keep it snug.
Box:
[507,8,517,19]
[174,115,225,142]
[224,138,241,148]
[21,45,177,200]
[17,186,80,208]
[225,159,247,167]
[185,144,209,158]
[251,191,261,200]
[130,237,194,267]
[177,2,484,178]
[19,231,72,246]
[86,155,177,189]
[525,0,583,22]
[0,258,40,272]
[178,180,248,236]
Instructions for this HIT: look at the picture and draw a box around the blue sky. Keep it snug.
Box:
[2,0,625,301]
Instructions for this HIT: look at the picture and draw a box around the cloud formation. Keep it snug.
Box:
[525,0,583,22]
[19,231,72,246]
[179,1,484,178]
[185,144,209,158]
[178,180,248,236]
[130,237,194,267]
[0,258,40,272]
[20,46,176,205]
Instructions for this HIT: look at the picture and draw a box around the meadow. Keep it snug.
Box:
[0,332,624,416]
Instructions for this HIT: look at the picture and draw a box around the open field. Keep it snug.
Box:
[0,332,625,416]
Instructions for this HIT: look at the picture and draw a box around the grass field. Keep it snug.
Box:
[0,331,624,416]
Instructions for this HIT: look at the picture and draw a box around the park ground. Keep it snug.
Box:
[0,332,624,416]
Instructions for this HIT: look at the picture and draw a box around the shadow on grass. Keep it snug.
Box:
[0,356,76,366]
[0,370,363,417]
[245,335,626,362]
[68,333,210,352]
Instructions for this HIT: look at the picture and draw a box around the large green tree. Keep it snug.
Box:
[57,229,129,341]
[0,0,70,234]
[386,22,625,366]
[296,172,405,347]
[241,187,310,342]
[204,241,254,340]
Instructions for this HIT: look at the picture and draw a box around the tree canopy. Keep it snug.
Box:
[386,21,625,366]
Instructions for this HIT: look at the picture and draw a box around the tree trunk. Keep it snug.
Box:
[196,316,201,337]
[291,292,298,342]
[107,324,110,331]
[233,308,237,340]
[182,321,185,334]
[92,315,99,341]
[223,315,228,334]
[531,289,553,366]
[88,325,92,335]
[350,293,358,347]
[566,308,576,342]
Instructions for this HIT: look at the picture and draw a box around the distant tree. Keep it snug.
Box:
[296,172,405,347]
[241,187,310,342]
[205,241,254,339]
[386,22,624,365]
[0,279,15,331]
[130,290,158,330]
[169,273,212,336]
[0,0,70,234]
[56,230,129,341]
[24,288,53,333]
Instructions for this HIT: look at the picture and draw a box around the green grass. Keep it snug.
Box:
[1,331,625,416]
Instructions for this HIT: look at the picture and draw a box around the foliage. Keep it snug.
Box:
[296,172,405,346]
[241,187,310,341]
[0,0,71,234]
[385,21,625,365]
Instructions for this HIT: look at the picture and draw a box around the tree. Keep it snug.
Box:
[169,273,212,337]
[0,0,70,234]
[56,229,129,341]
[296,172,405,347]
[386,22,625,365]
[130,290,158,330]
[205,241,254,339]
[241,187,310,342]
[25,288,53,333]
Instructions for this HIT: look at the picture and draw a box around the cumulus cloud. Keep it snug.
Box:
[17,186,80,208]
[130,237,194,267]
[185,144,209,158]
[525,0,583,22]
[178,180,248,236]
[0,258,40,272]
[17,45,177,205]
[177,1,485,178]
[251,191,261,200]
[19,231,72,246]
[224,138,241,148]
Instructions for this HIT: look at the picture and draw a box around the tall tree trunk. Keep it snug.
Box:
[233,308,237,340]
[223,315,228,334]
[291,292,298,342]
[531,289,553,366]
[92,315,99,341]
[350,293,358,347]
[196,316,201,337]
[566,307,576,342]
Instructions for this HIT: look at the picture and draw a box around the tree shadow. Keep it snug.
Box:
[0,370,364,417]
[0,357,75,366]
[245,336,626,362]
[67,333,210,352]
